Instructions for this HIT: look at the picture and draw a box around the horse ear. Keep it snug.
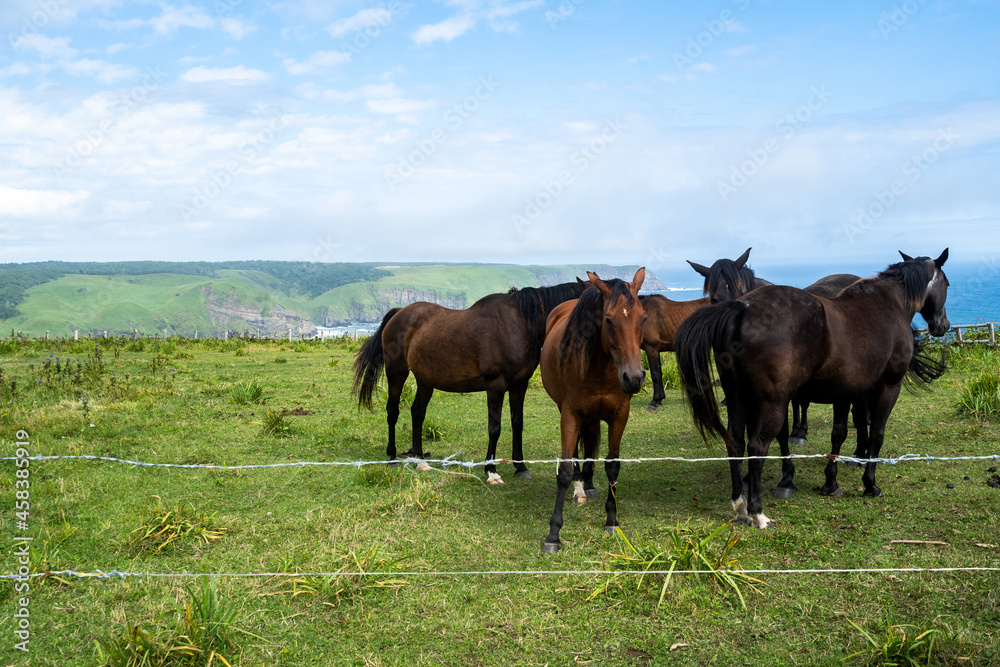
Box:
[587,271,610,297]
[576,277,591,289]
[899,251,914,261]
[630,267,645,293]
[735,247,752,268]
[934,248,949,268]
[686,260,710,278]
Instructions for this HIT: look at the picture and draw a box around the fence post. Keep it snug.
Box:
[990,323,996,346]
[163,329,168,340]
[45,331,49,340]
[74,330,79,340]
[288,329,292,342]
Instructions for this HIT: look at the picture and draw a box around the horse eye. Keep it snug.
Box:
[605,316,614,327]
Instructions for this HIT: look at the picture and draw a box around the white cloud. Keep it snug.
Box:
[283,50,351,75]
[150,4,214,35]
[412,15,477,44]
[63,59,139,83]
[326,8,394,38]
[0,186,90,217]
[13,34,78,59]
[179,66,270,83]
[221,17,256,40]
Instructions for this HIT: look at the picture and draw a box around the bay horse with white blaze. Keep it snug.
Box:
[352,281,586,483]
[675,250,950,529]
[540,269,646,553]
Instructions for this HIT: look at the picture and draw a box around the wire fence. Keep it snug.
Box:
[4,448,1000,583]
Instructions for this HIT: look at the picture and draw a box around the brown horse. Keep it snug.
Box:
[675,251,949,528]
[638,294,711,411]
[540,269,646,553]
[352,281,586,483]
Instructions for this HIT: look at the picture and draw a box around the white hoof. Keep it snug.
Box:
[753,513,772,530]
[732,495,749,522]
[416,460,432,472]
[487,471,504,485]
[573,480,587,504]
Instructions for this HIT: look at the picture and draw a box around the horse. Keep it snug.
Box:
[686,247,772,304]
[540,269,646,553]
[638,293,711,410]
[788,274,863,446]
[352,280,587,484]
[674,250,950,529]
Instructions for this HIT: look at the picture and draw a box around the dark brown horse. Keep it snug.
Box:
[687,247,772,304]
[352,281,586,483]
[540,269,646,553]
[675,251,949,528]
[638,293,711,410]
[789,274,863,446]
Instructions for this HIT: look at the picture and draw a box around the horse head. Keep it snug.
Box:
[899,248,950,337]
[687,247,757,304]
[587,268,647,394]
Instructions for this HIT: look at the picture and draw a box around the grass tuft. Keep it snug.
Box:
[957,369,1000,421]
[843,617,958,666]
[260,407,293,437]
[130,496,228,552]
[229,377,266,405]
[590,522,762,609]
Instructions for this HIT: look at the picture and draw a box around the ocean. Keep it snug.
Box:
[651,260,1000,328]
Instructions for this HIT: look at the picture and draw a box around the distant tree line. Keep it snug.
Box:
[0,261,392,318]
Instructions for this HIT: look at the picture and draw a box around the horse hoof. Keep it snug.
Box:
[542,541,560,554]
[732,515,753,527]
[515,469,533,480]
[820,487,844,497]
[863,487,883,498]
[487,471,504,485]
[787,437,807,446]
[574,494,588,505]
[585,489,598,499]
[387,460,400,468]
[645,403,660,412]
[773,486,796,499]
[604,525,618,534]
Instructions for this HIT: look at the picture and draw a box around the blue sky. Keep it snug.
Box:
[0,0,997,278]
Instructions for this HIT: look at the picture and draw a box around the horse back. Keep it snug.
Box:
[640,294,711,351]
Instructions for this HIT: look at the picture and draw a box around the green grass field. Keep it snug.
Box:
[1,336,998,666]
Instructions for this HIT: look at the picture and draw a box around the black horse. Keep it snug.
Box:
[687,247,772,304]
[675,251,950,528]
[352,281,586,483]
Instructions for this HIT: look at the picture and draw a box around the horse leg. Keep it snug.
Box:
[644,345,665,411]
[774,415,797,498]
[543,409,581,553]
[508,382,532,480]
[744,404,785,529]
[603,403,630,532]
[862,384,901,498]
[848,398,870,463]
[575,418,600,503]
[789,399,809,445]
[820,402,850,497]
[484,384,505,484]
[384,365,409,464]
[409,380,434,470]
[725,395,750,524]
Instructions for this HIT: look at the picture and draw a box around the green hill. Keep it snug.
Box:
[0,262,665,337]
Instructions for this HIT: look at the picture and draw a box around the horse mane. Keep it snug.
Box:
[703,261,757,298]
[559,279,634,376]
[904,330,947,392]
[857,257,941,313]
[509,281,585,328]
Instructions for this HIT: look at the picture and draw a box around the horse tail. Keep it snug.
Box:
[352,308,400,411]
[904,331,947,390]
[674,301,747,450]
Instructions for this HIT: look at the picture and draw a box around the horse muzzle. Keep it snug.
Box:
[619,369,646,395]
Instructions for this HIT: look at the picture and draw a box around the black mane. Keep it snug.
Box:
[509,281,585,327]
[703,261,758,298]
[559,279,633,375]
[873,257,942,313]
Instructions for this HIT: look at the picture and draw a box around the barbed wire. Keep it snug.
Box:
[2,451,1000,470]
